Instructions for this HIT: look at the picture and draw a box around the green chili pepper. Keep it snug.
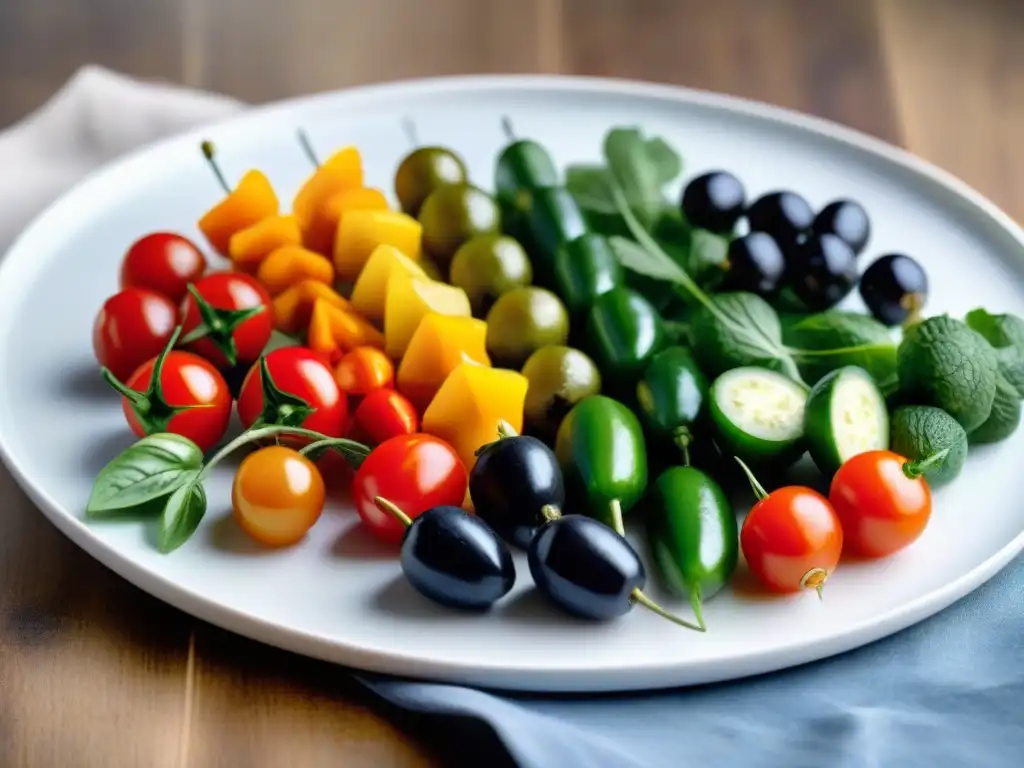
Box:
[554,395,647,535]
[585,286,666,392]
[495,135,559,246]
[553,233,623,319]
[522,186,589,287]
[635,346,709,464]
[645,465,738,630]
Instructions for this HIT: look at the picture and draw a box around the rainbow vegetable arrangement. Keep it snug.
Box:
[86,121,1024,630]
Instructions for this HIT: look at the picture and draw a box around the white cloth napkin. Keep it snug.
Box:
[0,65,243,252]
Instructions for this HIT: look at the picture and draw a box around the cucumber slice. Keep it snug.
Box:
[708,367,808,465]
[804,366,889,477]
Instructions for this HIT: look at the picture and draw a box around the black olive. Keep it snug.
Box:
[787,233,858,311]
[812,199,871,256]
[470,432,565,549]
[680,171,746,234]
[377,500,516,611]
[746,191,814,249]
[859,253,928,326]
[723,232,786,295]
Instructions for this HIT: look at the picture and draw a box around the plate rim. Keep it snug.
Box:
[2,73,1023,692]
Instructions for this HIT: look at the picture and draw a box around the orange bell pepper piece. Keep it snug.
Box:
[335,210,422,282]
[349,244,426,323]
[397,314,490,410]
[383,273,471,359]
[256,245,335,296]
[326,187,389,224]
[228,215,302,273]
[198,170,279,256]
[293,146,363,256]
[272,280,350,334]
[421,363,529,471]
[307,299,385,363]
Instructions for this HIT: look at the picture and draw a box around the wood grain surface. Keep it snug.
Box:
[1,0,1021,766]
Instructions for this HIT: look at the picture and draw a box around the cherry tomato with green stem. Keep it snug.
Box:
[829,449,934,559]
[120,232,207,303]
[237,347,348,439]
[736,458,843,596]
[93,287,178,381]
[352,433,468,544]
[350,388,419,445]
[179,272,272,368]
[101,326,232,452]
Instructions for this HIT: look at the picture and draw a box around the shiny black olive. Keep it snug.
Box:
[723,232,786,295]
[812,199,871,256]
[787,233,858,311]
[470,433,565,549]
[681,171,746,234]
[378,500,516,611]
[746,191,814,249]
[858,253,928,326]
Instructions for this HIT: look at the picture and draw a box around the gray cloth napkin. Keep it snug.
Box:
[3,67,1022,768]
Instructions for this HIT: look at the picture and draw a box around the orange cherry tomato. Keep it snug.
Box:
[333,346,394,396]
[829,449,932,559]
[737,460,843,594]
[351,388,419,445]
[232,445,326,547]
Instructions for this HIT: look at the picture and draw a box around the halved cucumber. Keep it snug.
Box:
[708,367,808,465]
[804,366,889,477]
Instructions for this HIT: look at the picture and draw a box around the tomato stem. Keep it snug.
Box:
[607,498,626,537]
[734,457,769,501]
[181,283,266,367]
[401,118,418,148]
[500,115,516,141]
[630,589,705,632]
[297,129,320,168]
[540,504,561,523]
[799,567,828,600]
[497,420,518,439]
[903,448,950,480]
[374,496,413,528]
[299,437,367,463]
[200,140,230,194]
[100,367,150,411]
[673,427,692,467]
[254,354,316,428]
[688,585,707,632]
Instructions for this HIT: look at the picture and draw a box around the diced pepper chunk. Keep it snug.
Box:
[325,186,390,225]
[228,215,302,273]
[256,245,335,296]
[335,210,422,282]
[272,280,349,334]
[397,314,490,410]
[384,274,470,360]
[198,170,279,256]
[349,244,426,323]
[294,146,364,256]
[422,363,528,470]
[307,299,386,364]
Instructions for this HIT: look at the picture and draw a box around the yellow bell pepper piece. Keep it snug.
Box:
[308,299,386,364]
[272,280,350,334]
[256,245,335,296]
[293,146,363,256]
[397,314,490,410]
[350,244,426,323]
[422,363,528,470]
[228,215,302,273]
[334,210,422,282]
[384,274,470,359]
[198,170,279,257]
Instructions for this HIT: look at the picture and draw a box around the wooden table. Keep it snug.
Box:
[1,1,1022,765]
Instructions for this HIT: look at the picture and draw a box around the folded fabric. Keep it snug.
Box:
[3,66,1022,768]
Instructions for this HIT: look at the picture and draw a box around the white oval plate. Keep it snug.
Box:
[2,75,1023,693]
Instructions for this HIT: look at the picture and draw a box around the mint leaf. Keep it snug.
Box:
[785,311,898,388]
[965,308,1024,398]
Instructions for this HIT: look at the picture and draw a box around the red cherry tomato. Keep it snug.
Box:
[333,347,394,396]
[116,350,232,452]
[237,347,348,438]
[180,272,272,368]
[93,288,178,381]
[352,433,468,544]
[740,481,843,595]
[829,450,932,559]
[351,388,419,445]
[120,232,206,303]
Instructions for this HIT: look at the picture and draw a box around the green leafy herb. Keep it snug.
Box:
[685,229,729,286]
[889,405,968,487]
[969,373,1022,444]
[86,433,203,516]
[965,308,1024,398]
[784,311,899,390]
[159,476,207,553]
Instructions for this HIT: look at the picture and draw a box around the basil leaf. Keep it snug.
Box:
[685,229,729,285]
[644,136,683,186]
[609,235,688,282]
[158,476,207,553]
[785,311,898,388]
[86,433,204,516]
[965,308,1024,398]
[565,165,617,214]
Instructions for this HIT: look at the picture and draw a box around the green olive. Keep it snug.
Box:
[485,287,570,368]
[394,147,468,217]
[521,345,602,444]
[449,234,533,317]
[419,184,502,271]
